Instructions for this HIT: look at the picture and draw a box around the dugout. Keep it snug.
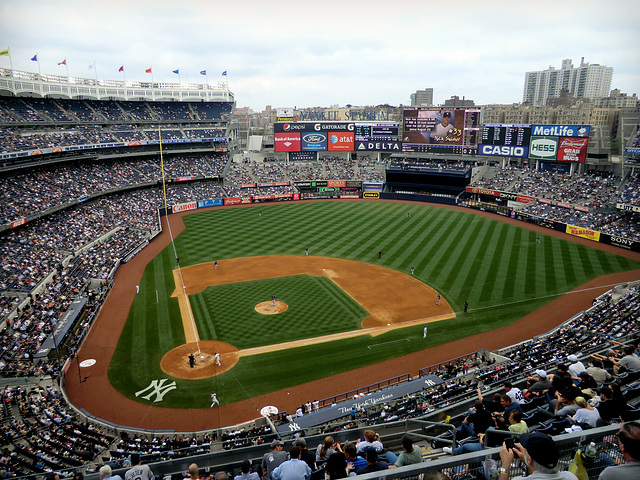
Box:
[384,163,471,196]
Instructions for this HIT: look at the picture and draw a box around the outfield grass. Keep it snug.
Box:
[108,201,640,408]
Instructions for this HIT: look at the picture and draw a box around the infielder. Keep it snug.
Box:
[210,391,219,407]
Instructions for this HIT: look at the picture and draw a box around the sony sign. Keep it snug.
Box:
[479,145,527,157]
[529,137,558,160]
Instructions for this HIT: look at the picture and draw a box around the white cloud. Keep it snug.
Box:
[1,0,638,110]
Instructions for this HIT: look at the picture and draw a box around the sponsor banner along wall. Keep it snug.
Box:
[565,224,601,242]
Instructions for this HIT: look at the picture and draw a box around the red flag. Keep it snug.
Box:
[58,59,66,66]
[145,67,152,74]
[118,65,124,72]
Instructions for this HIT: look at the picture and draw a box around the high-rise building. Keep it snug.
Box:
[410,88,433,106]
[523,58,613,106]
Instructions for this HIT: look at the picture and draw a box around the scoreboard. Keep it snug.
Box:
[355,123,399,140]
[478,124,531,157]
[274,122,401,153]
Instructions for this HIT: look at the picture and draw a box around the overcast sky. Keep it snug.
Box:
[1,0,638,111]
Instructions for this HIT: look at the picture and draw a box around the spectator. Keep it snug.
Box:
[499,432,577,480]
[125,453,153,480]
[355,450,389,475]
[100,465,123,480]
[271,446,312,480]
[293,438,316,472]
[262,440,288,479]
[598,421,640,479]
[385,435,423,467]
[233,460,259,480]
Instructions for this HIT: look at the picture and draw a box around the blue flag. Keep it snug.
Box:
[31,54,37,61]
[172,69,179,74]
[222,71,227,76]
[200,70,206,75]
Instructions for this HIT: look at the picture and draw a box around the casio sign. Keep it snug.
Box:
[530,138,557,157]
[480,145,525,157]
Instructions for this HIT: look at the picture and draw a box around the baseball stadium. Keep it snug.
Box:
[1,67,640,480]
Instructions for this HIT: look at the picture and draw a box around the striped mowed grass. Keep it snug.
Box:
[108,201,640,408]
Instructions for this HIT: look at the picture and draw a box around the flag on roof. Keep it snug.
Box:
[58,59,66,66]
[0,49,10,57]
[119,65,124,72]
[145,67,152,73]
[172,69,179,74]
[31,54,37,61]
[200,70,206,75]
[222,71,227,76]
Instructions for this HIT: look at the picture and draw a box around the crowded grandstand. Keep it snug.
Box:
[1,65,640,480]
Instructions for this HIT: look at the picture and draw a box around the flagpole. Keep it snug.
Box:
[8,49,15,93]
[93,60,98,83]
[151,69,154,100]
[178,72,182,101]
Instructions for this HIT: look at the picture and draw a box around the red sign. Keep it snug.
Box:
[10,218,27,229]
[538,198,552,205]
[328,180,346,188]
[274,133,301,152]
[241,183,256,188]
[224,197,242,205]
[517,195,535,204]
[557,137,588,163]
[339,194,360,199]
[466,187,500,196]
[556,202,571,209]
[574,205,589,212]
[327,132,354,151]
[293,193,300,200]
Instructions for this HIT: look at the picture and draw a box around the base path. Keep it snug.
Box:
[64,200,640,432]
[164,255,454,379]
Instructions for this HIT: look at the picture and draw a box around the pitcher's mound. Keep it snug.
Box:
[255,301,288,314]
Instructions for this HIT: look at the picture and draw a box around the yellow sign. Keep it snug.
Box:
[363,192,380,199]
[565,224,600,242]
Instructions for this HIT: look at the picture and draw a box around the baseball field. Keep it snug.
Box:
[66,200,640,431]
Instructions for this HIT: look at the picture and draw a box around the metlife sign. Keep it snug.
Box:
[529,136,558,160]
[531,125,590,137]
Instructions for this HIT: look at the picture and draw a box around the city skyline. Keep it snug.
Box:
[1,0,638,110]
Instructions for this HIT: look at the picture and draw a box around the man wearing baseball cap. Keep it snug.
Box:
[499,432,577,480]
[262,440,288,479]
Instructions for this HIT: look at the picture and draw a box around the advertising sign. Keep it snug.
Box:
[355,140,401,151]
[531,125,590,137]
[172,201,198,213]
[301,131,327,151]
[529,136,559,160]
[565,224,600,242]
[275,132,301,152]
[327,132,354,151]
[556,137,588,163]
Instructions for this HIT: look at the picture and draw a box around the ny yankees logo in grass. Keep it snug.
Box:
[135,379,177,403]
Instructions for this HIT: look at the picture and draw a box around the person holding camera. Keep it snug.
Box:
[499,432,577,480]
